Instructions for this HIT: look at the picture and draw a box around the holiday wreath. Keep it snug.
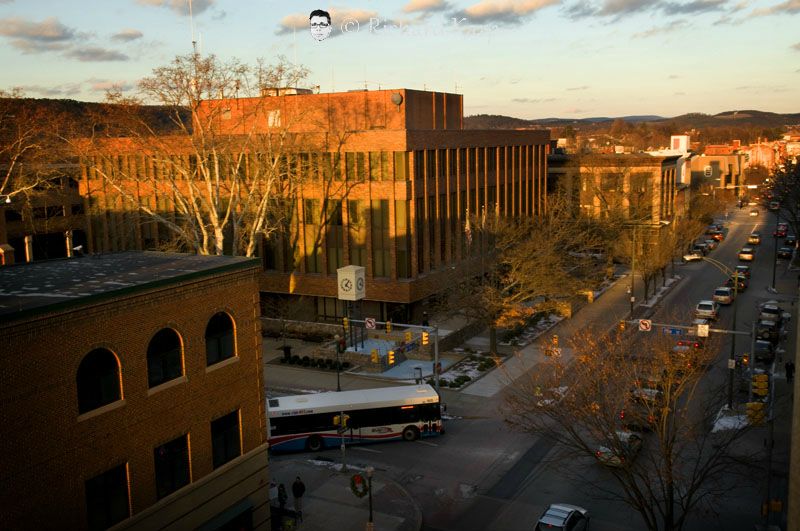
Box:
[350,473,369,497]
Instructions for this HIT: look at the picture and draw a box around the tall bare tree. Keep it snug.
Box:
[505,330,759,531]
[68,53,342,257]
[0,89,67,202]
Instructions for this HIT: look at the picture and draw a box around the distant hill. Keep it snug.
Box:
[465,110,800,131]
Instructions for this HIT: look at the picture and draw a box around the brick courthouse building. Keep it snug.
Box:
[0,252,270,530]
[78,89,550,323]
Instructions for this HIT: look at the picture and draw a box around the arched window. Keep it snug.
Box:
[147,328,183,388]
[206,312,235,366]
[77,348,121,414]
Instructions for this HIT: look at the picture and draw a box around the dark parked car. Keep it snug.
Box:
[735,265,751,279]
[777,247,793,259]
[785,235,797,247]
[754,340,775,363]
[756,320,781,344]
[725,274,748,291]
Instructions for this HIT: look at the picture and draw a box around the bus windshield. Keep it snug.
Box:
[267,384,443,452]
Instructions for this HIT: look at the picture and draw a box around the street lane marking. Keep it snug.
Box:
[350,446,382,453]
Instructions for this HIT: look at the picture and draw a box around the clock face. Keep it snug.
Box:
[340,278,353,292]
[356,277,364,291]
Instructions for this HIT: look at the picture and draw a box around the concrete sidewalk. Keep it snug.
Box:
[268,458,420,531]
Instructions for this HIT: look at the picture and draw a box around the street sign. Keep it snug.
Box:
[638,319,652,332]
[728,359,736,369]
[663,327,684,336]
[365,317,376,330]
[697,324,710,337]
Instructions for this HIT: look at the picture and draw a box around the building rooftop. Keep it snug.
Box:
[0,251,258,322]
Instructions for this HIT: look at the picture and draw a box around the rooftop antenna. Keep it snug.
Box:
[189,0,197,55]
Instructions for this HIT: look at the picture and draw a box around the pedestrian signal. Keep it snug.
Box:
[388,350,395,364]
[342,317,349,330]
[404,331,413,342]
[619,321,626,331]
[422,331,430,345]
[370,349,378,363]
[386,321,392,333]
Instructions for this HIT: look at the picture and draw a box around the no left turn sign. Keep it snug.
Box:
[365,317,376,329]
[638,319,652,332]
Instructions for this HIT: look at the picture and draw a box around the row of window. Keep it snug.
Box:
[85,411,242,530]
[77,312,237,414]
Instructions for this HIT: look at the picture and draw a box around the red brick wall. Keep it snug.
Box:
[0,266,264,529]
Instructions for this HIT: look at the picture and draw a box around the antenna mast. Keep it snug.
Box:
[189,0,197,55]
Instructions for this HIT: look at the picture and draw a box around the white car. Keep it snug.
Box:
[683,250,703,262]
[535,504,590,531]
[713,287,735,305]
[695,300,719,320]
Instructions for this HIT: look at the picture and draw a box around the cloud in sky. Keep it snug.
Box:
[112,29,143,42]
[452,0,560,24]
[403,0,450,13]
[18,83,83,97]
[513,97,557,103]
[792,42,800,51]
[66,47,129,62]
[276,8,381,37]
[633,19,689,38]
[752,0,800,15]
[567,85,589,91]
[566,0,728,19]
[137,0,214,16]
[0,16,76,53]
[89,79,135,92]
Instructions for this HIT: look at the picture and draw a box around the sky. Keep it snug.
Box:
[0,0,798,119]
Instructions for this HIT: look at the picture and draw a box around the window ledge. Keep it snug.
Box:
[206,356,239,373]
[147,375,187,396]
[77,399,126,422]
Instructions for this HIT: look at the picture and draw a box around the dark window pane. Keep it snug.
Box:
[206,313,235,365]
[154,435,190,499]
[77,349,121,414]
[211,411,241,468]
[147,329,183,388]
[85,464,130,530]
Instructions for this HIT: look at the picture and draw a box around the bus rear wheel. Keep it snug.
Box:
[402,426,419,441]
[307,435,323,451]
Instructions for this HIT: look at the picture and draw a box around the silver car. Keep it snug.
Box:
[535,503,590,531]
[695,300,719,320]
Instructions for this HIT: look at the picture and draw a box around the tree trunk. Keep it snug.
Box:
[489,325,497,356]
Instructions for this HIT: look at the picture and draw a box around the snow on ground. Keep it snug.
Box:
[712,405,750,432]
[642,275,682,308]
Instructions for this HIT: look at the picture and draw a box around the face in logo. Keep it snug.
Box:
[309,9,332,41]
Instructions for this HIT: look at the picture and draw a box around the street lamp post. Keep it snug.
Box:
[772,232,778,291]
[366,466,375,531]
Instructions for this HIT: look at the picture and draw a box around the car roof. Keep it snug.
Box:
[698,300,715,305]
[542,504,588,522]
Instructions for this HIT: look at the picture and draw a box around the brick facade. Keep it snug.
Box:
[0,253,270,530]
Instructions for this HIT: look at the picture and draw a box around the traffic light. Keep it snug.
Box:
[388,350,395,364]
[752,373,769,397]
[342,317,349,330]
[404,331,413,342]
[386,320,392,333]
[552,335,559,347]
[746,401,766,425]
[741,354,750,368]
[619,320,626,331]
[422,331,430,345]
[370,349,378,363]
[333,414,350,427]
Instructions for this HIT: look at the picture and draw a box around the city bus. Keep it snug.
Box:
[267,384,443,452]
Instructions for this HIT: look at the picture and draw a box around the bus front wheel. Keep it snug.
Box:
[402,426,420,441]
[307,435,323,451]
